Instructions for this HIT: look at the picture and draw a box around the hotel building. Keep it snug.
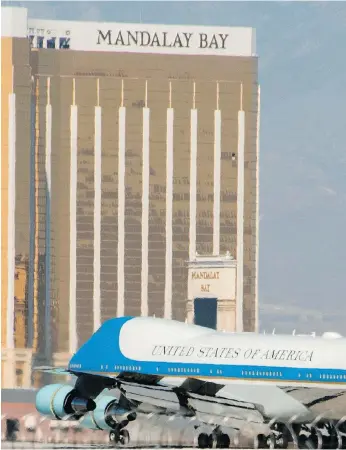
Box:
[1,6,260,386]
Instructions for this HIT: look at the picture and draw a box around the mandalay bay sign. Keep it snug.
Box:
[97,29,230,50]
[93,26,255,56]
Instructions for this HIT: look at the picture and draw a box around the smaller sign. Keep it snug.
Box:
[188,266,236,300]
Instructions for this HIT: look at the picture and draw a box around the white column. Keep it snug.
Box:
[69,102,78,354]
[117,106,126,317]
[213,109,221,256]
[255,85,261,333]
[28,90,35,347]
[45,79,52,358]
[93,106,102,331]
[164,107,174,319]
[141,106,150,317]
[7,92,16,349]
[189,109,198,261]
[236,106,245,333]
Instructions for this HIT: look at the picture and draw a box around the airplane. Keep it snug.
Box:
[35,316,346,449]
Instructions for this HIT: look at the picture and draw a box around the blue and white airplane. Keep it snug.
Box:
[35,316,346,449]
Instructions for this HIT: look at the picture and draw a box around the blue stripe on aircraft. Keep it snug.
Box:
[69,316,346,385]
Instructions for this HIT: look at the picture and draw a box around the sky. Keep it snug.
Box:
[4,1,346,334]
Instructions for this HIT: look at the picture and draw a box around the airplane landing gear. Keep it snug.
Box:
[295,422,346,449]
[109,428,130,446]
[256,421,346,449]
[196,428,230,448]
[255,423,289,449]
[255,433,280,449]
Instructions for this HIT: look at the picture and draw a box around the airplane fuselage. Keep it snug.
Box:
[69,316,346,391]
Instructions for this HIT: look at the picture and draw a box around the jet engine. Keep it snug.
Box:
[35,383,96,420]
[79,395,137,431]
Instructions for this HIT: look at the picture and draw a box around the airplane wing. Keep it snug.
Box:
[35,366,267,432]
[280,386,346,421]
[117,378,267,434]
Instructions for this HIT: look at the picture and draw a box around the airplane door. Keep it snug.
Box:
[193,298,217,330]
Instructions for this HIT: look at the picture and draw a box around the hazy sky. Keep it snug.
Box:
[4,1,346,334]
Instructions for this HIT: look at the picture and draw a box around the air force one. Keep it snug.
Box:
[35,317,346,449]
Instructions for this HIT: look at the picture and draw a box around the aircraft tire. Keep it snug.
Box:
[297,434,321,449]
[109,428,130,446]
[109,430,119,444]
[119,429,130,446]
[197,432,210,449]
[266,434,277,449]
[217,433,230,448]
[254,433,269,448]
[341,435,346,449]
[275,433,289,449]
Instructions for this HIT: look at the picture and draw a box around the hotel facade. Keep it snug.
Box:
[1,6,260,386]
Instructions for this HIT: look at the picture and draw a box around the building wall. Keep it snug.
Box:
[29,49,258,356]
[13,38,32,350]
